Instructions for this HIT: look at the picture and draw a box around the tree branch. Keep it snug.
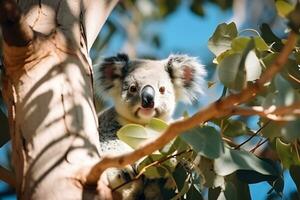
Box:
[231,102,300,121]
[0,165,15,188]
[81,32,298,185]
[0,0,33,46]
[83,0,119,51]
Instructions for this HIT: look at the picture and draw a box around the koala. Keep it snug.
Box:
[94,53,206,199]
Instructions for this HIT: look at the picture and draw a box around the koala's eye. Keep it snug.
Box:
[129,85,137,93]
[159,86,165,94]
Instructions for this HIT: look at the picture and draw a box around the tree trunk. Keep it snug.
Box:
[1,0,117,199]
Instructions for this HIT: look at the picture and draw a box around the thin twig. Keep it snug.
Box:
[112,149,193,192]
[82,32,297,185]
[250,138,269,153]
[235,120,270,150]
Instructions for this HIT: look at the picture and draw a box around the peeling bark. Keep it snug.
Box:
[1,0,118,199]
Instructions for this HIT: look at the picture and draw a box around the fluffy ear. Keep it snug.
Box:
[94,53,129,98]
[166,54,207,103]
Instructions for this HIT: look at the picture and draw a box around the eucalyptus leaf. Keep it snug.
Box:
[137,154,171,179]
[217,53,244,90]
[260,23,284,52]
[198,156,225,188]
[180,126,224,159]
[117,118,167,149]
[226,173,251,200]
[117,124,157,149]
[276,0,295,17]
[245,50,262,81]
[222,120,252,137]
[186,184,204,200]
[276,138,300,168]
[290,165,300,193]
[214,147,278,176]
[208,22,238,57]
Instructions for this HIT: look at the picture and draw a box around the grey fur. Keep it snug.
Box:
[95,54,206,199]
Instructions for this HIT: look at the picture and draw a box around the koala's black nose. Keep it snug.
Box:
[141,85,155,109]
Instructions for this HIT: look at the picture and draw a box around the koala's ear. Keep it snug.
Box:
[166,54,207,103]
[94,53,129,97]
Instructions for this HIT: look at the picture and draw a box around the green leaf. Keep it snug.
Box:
[186,184,204,200]
[231,37,251,52]
[117,118,167,149]
[208,22,238,57]
[288,2,300,32]
[222,181,237,200]
[146,118,168,132]
[198,157,225,188]
[222,120,252,137]
[217,53,246,90]
[208,187,222,200]
[236,170,277,184]
[290,165,300,194]
[231,37,268,53]
[276,139,294,168]
[180,126,224,159]
[262,75,300,109]
[172,164,189,198]
[190,0,205,16]
[225,173,252,200]
[281,55,300,89]
[214,147,278,176]
[117,124,156,149]
[276,0,295,17]
[137,154,172,179]
[254,37,270,52]
[159,137,190,155]
[281,119,300,142]
[260,24,284,52]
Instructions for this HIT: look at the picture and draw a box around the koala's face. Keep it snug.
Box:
[115,60,176,124]
[96,54,206,125]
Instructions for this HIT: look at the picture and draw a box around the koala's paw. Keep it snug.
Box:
[104,166,143,200]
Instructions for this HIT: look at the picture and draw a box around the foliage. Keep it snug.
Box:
[113,1,300,199]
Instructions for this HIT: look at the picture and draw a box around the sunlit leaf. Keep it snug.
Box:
[117,124,156,149]
[117,118,167,149]
[181,126,224,159]
[276,138,300,169]
[214,147,278,176]
[208,22,238,57]
[276,0,295,17]
[147,118,168,132]
[245,50,262,81]
[137,154,173,178]
[222,120,252,137]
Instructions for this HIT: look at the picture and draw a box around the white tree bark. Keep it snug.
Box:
[1,0,118,199]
